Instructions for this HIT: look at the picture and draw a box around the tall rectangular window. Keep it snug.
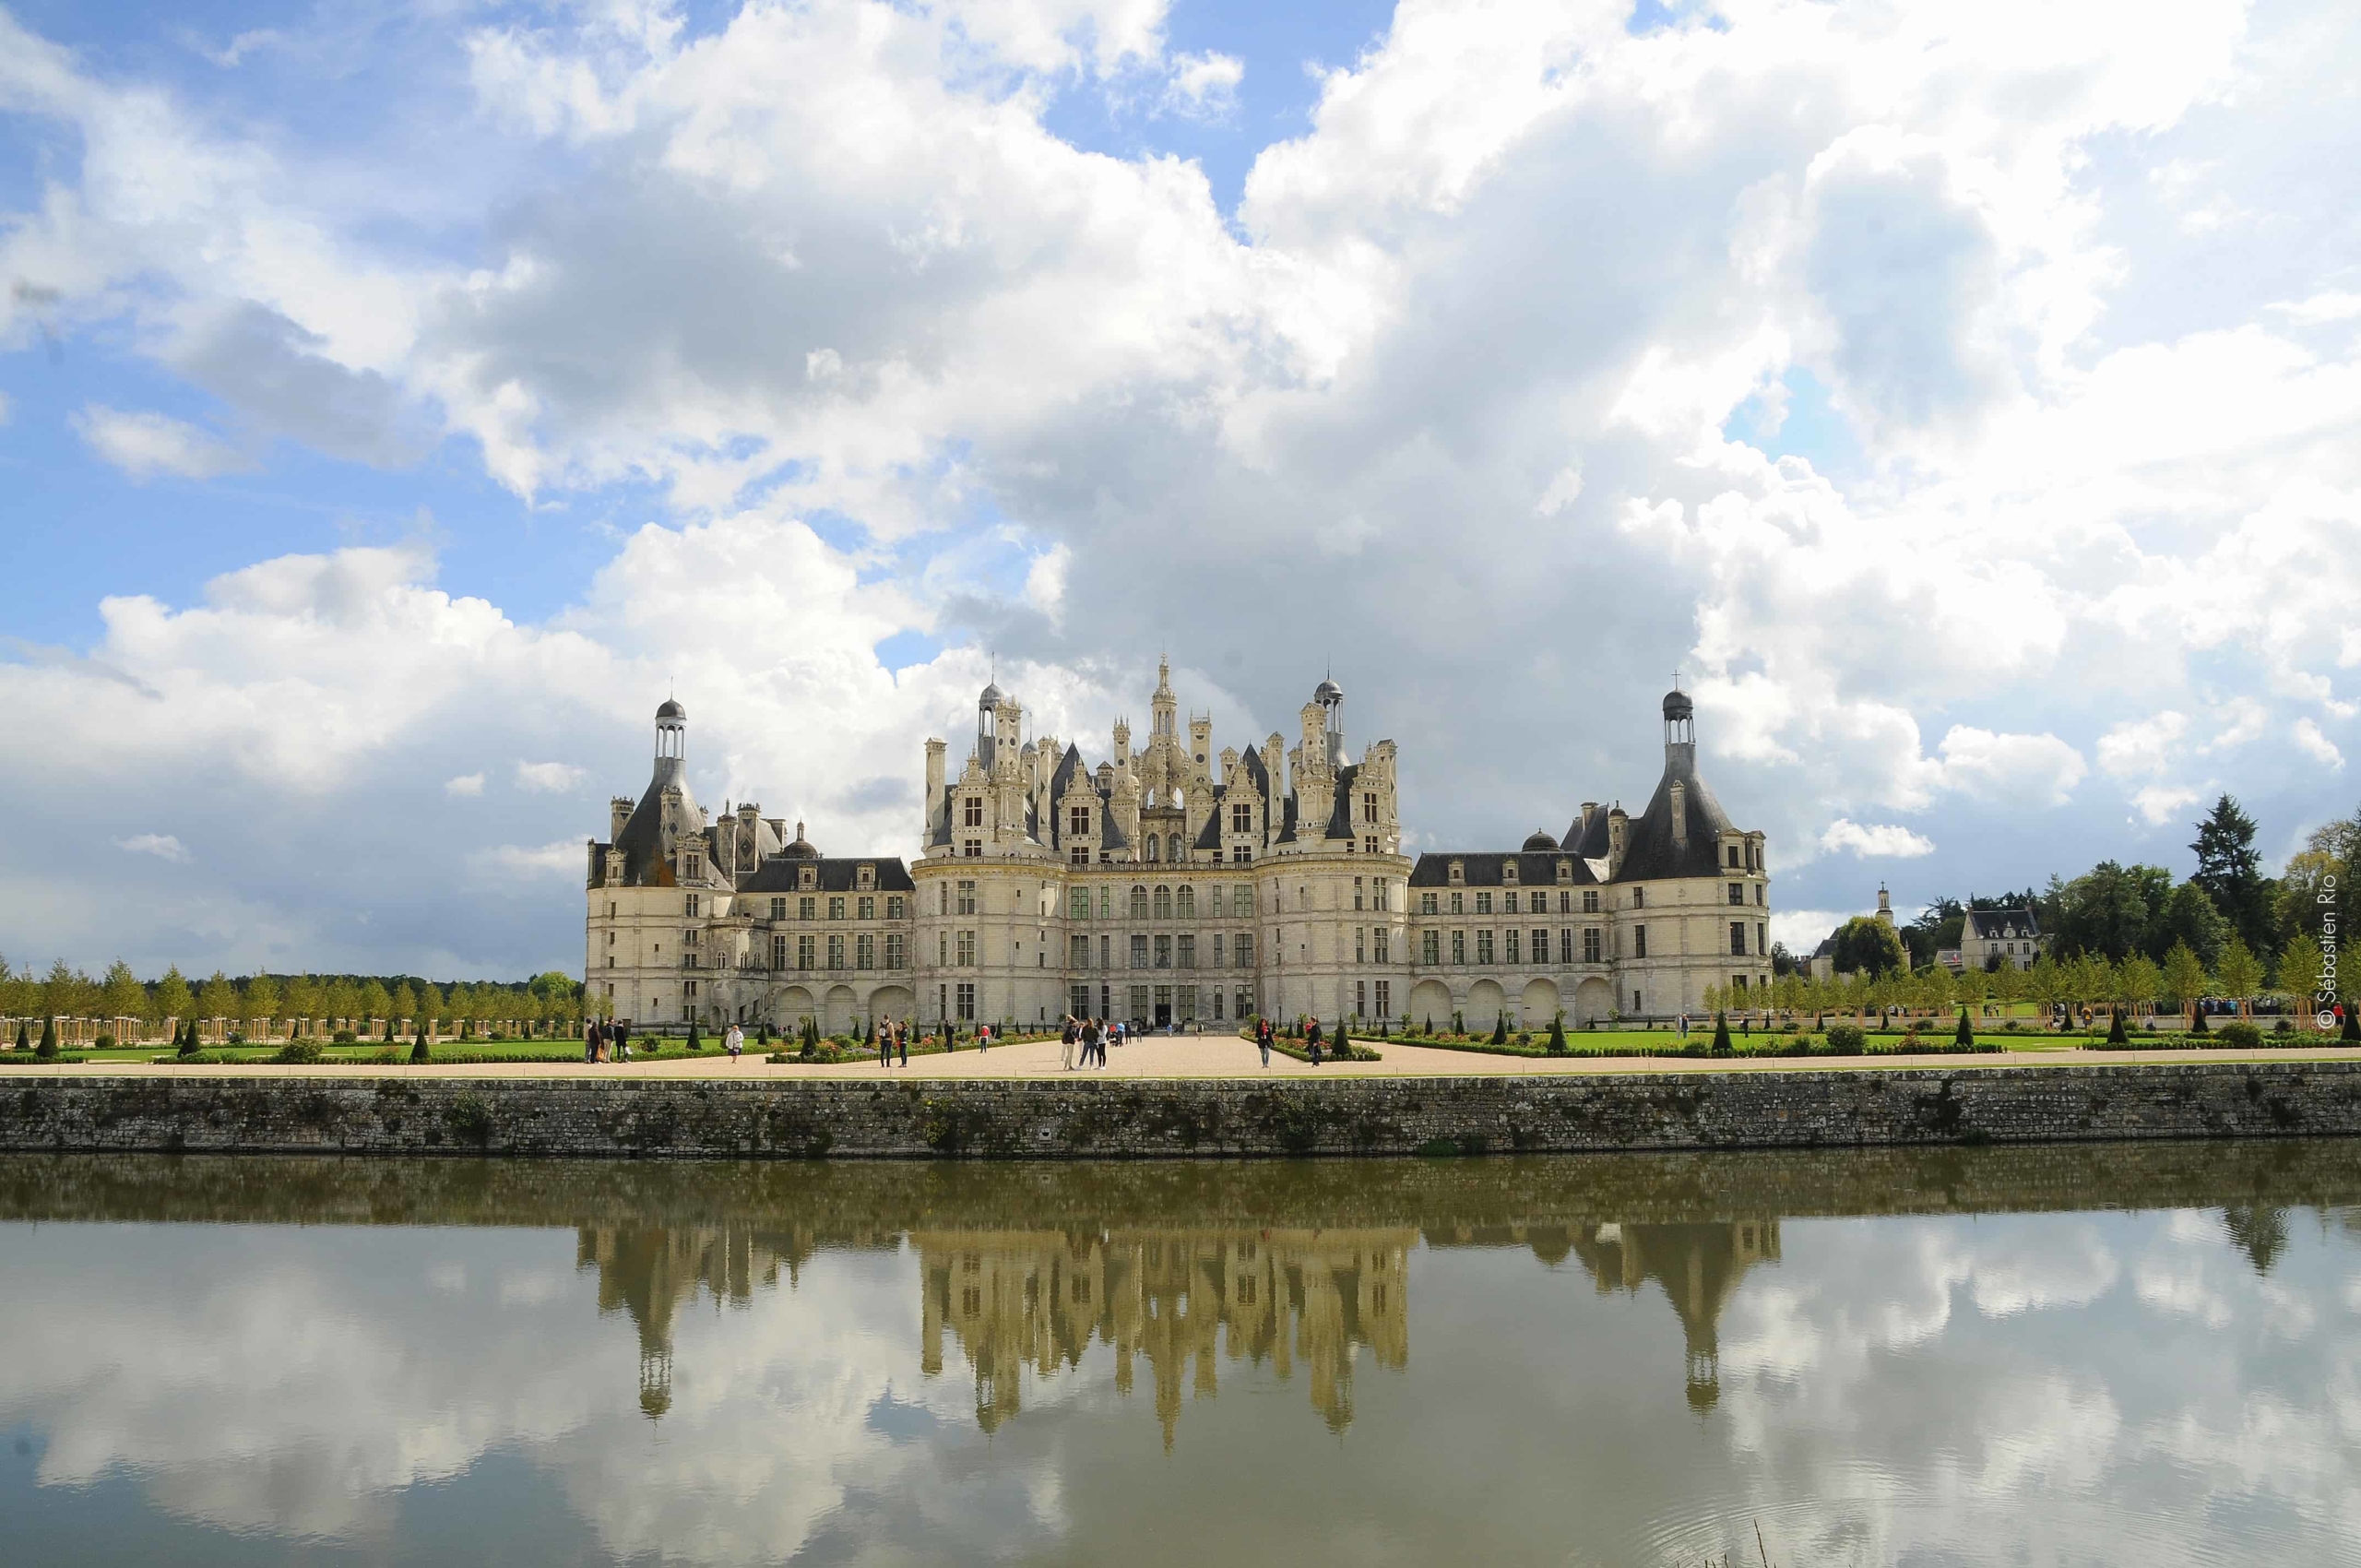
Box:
[1373,928,1390,963]
[1354,876,1365,910]
[963,797,983,827]
[1502,891,1519,915]
[1504,929,1521,965]
[1232,802,1252,832]
[1477,929,1494,964]
[957,930,977,965]
[1100,934,1110,969]
[1131,934,1149,968]
[1560,929,1573,964]
[858,896,875,921]
[1633,925,1647,958]
[1422,930,1439,964]
[1230,845,1252,864]
[1154,935,1172,968]
[1376,980,1391,1017]
[769,897,787,921]
[1177,935,1196,968]
[1450,891,1464,914]
[956,881,978,915]
[1130,985,1150,1018]
[1559,891,1572,913]
[886,933,905,968]
[1212,934,1225,968]
[1729,921,1747,956]
[1475,891,1492,914]
[1070,805,1092,837]
[887,895,905,920]
[1234,933,1253,968]
[827,934,846,969]
[955,982,976,1020]
[1356,980,1367,1017]
[856,933,876,968]
[685,893,701,917]
[1355,928,1366,963]
[1451,930,1465,965]
[1584,927,1602,963]
[1583,890,1599,913]
[828,896,845,921]
[1757,921,1766,956]
[1070,887,1090,920]
[1420,892,1438,915]
[1531,928,1548,963]
[771,934,787,969]
[1375,879,1390,911]
[1632,887,1645,909]
[798,934,815,970]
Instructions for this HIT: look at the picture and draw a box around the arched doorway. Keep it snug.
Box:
[868,984,915,1026]
[779,986,815,1030]
[1572,976,1615,1026]
[1408,979,1452,1033]
[1466,979,1506,1029]
[825,984,859,1035]
[1520,978,1560,1028]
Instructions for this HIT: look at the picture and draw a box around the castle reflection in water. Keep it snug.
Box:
[575,1214,1779,1436]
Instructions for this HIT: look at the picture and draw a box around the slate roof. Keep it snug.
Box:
[1965,908,2040,939]
[739,856,917,894]
[1323,763,1362,839]
[608,756,702,887]
[1407,850,1596,887]
[1608,743,1738,882]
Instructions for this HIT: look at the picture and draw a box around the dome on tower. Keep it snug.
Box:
[1313,677,1344,704]
[979,682,1005,708]
[656,698,687,721]
[1661,688,1694,721]
[781,821,821,860]
[1522,829,1560,852]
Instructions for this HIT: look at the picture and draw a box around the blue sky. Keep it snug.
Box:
[4,0,2359,979]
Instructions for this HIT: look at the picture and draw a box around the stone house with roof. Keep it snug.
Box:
[584,671,1765,1033]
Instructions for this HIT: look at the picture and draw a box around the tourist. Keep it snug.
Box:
[1062,1016,1077,1071]
[725,1022,743,1063]
[1307,1016,1323,1067]
[1256,1016,1273,1068]
[879,1023,892,1068]
[614,1020,631,1061]
[897,1022,909,1068]
[585,1019,601,1063]
[1086,1016,1104,1068]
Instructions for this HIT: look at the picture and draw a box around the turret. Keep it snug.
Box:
[1608,804,1629,877]
[924,738,946,843]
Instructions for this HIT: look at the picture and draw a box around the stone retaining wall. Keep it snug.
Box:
[5,1060,2359,1159]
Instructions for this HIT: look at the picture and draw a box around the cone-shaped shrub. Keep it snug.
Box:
[1954,1008,1975,1047]
[410,1022,431,1063]
[1711,1010,1732,1051]
[2343,1006,2360,1043]
[38,1016,59,1058]
[14,1020,27,1051]
[2106,1007,2129,1045]
[687,1018,702,1052]
[178,1020,198,1057]
[1547,1011,1568,1055]
[1490,1012,1509,1046]
[2191,1005,2208,1033]
[384,1017,396,1043]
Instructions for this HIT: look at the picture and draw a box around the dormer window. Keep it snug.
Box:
[800,867,815,890]
[857,863,874,891]
[964,797,984,828]
[1726,845,1740,868]
[1503,862,1519,884]
[1556,860,1572,883]
[685,854,701,878]
[1448,861,1464,884]
[1070,805,1092,837]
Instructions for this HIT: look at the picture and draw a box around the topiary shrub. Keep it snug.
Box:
[1423,1016,1434,1039]
[2216,1020,2262,1050]
[332,1029,357,1043]
[410,1023,432,1063]
[1546,1011,1568,1055]
[2272,1016,2294,1035]
[274,1039,323,1064]
[13,1021,26,1051]
[37,1017,58,1059]
[1490,1012,1509,1046]
[1712,1010,1732,1052]
[1825,1023,1866,1055]
[2106,1008,2129,1045]
[94,1033,117,1051]
[1954,1008,1974,1048]
[2343,1007,2360,1043]
[687,1019,702,1052]
[2190,1007,2209,1034]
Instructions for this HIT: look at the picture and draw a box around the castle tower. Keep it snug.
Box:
[656,696,687,760]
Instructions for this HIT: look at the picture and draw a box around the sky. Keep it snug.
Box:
[2,0,2358,981]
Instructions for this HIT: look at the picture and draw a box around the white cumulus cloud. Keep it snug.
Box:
[71,406,251,481]
[114,833,191,863]
[1818,819,1936,859]
[515,761,587,793]
[444,773,486,798]
[2292,718,2344,769]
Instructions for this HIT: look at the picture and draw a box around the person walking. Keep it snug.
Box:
[1061,1016,1077,1071]
[726,1022,743,1064]
[585,1018,600,1063]
[1256,1016,1272,1068]
[1306,1016,1323,1067]
[1089,1016,1107,1069]
[897,1021,909,1067]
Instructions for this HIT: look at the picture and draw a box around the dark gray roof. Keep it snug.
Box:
[1662,688,1692,721]
[1965,907,2039,938]
[739,857,916,894]
[1563,805,1613,860]
[1193,784,1227,850]
[607,756,700,887]
[1274,794,1299,844]
[1407,850,1595,887]
[1099,798,1128,850]
[656,698,686,721]
[1609,742,1738,882]
[1522,829,1560,851]
[1323,763,1362,839]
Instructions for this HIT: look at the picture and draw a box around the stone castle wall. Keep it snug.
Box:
[3,1061,2357,1159]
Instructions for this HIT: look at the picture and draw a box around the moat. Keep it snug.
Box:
[4,1142,2356,1565]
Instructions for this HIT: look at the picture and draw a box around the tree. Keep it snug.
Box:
[2215,934,2264,1020]
[38,1016,59,1057]
[155,965,194,1028]
[1769,941,1797,978]
[2117,954,2162,1022]
[244,974,281,1036]
[359,980,392,1026]
[2048,861,2171,962]
[1954,1007,1974,1047]
[283,975,321,1028]
[1547,1010,1568,1054]
[2189,793,2272,958]
[2272,932,2322,1025]
[391,981,419,1028]
[2161,943,2211,1025]
[99,959,145,1026]
[42,958,94,1020]
[1712,1010,1732,1051]
[2026,956,2064,1028]
[198,970,238,1025]
[2151,881,2228,968]
[411,1019,431,1063]
[1830,916,1908,978]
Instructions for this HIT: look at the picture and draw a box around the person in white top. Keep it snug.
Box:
[725,1023,743,1063]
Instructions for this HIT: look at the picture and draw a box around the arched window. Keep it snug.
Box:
[1145,836,1160,862]
[1130,885,1150,921]
[1175,885,1195,919]
[1153,885,1173,921]
[1169,832,1183,861]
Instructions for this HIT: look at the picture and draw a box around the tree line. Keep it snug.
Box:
[1779,794,2359,1017]
[0,961,587,1032]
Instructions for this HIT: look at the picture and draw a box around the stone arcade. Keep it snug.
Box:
[583,668,1771,1033]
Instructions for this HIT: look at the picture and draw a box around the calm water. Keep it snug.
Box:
[4,1145,2358,1566]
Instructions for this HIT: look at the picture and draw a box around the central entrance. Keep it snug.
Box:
[1153,985,1172,1029]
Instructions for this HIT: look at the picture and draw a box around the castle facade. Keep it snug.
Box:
[584,665,1771,1033]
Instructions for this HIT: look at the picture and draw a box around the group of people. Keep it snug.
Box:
[1059,1016,1129,1068]
[582,1018,634,1063]
[872,1019,913,1067]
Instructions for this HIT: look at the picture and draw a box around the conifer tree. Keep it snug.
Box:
[14,1020,26,1051]
[1711,1010,1731,1051]
[38,1016,58,1058]
[1490,1011,1509,1046]
[2344,1006,2360,1043]
[1547,1010,1568,1055]
[178,1019,198,1056]
[1954,1007,1974,1047]
[410,1020,431,1063]
[2106,1007,2129,1045]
